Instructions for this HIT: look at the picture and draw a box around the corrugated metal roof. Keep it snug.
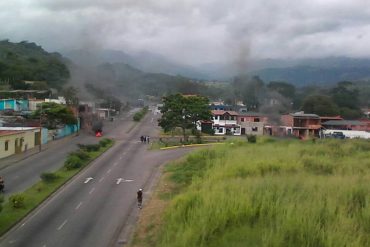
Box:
[322,120,365,126]
[290,113,319,118]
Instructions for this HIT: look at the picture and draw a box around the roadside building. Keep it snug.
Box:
[280,112,321,139]
[0,99,29,111]
[0,127,41,159]
[237,112,267,136]
[211,110,241,135]
[322,120,367,131]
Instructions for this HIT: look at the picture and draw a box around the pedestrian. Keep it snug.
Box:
[140,136,144,143]
[137,189,143,209]
[146,136,150,144]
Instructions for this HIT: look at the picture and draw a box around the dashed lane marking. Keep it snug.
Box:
[57,220,68,231]
[89,188,95,194]
[75,202,83,210]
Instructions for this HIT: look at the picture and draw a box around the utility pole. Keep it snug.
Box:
[39,103,42,152]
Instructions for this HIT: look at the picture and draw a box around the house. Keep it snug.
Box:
[28,98,45,111]
[237,112,267,136]
[0,127,42,159]
[322,120,367,131]
[211,110,241,135]
[0,99,29,111]
[209,101,234,111]
[281,112,321,138]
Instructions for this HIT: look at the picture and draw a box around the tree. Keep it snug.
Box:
[62,86,79,106]
[301,95,339,116]
[32,102,77,129]
[158,94,212,142]
[267,81,296,99]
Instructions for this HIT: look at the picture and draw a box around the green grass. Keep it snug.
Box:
[0,139,114,236]
[152,138,370,247]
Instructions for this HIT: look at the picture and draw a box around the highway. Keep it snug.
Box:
[0,108,192,247]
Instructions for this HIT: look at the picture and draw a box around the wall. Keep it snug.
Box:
[0,132,23,158]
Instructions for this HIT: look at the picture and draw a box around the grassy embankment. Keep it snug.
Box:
[0,138,114,236]
[131,138,370,247]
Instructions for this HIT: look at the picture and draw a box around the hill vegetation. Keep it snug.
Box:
[0,40,70,89]
[131,138,370,247]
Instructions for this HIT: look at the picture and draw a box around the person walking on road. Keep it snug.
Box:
[137,189,143,209]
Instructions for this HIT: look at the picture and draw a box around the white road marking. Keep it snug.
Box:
[75,202,83,210]
[123,179,134,182]
[99,177,105,182]
[20,223,26,228]
[84,177,93,184]
[116,178,123,184]
[89,188,95,194]
[107,169,112,174]
[57,220,68,231]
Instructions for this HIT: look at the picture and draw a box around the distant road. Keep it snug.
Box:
[0,109,135,195]
[0,108,192,247]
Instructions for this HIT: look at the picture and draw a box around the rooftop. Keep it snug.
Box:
[212,110,239,116]
[322,120,366,126]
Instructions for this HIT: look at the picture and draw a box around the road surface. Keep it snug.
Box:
[0,108,193,247]
[0,109,136,195]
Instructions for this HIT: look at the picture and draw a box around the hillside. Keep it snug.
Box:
[0,40,70,89]
[83,62,222,100]
[253,65,370,86]
[131,138,370,247]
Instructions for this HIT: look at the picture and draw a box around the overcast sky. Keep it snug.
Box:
[1,0,370,65]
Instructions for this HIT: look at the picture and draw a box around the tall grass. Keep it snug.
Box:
[157,139,370,247]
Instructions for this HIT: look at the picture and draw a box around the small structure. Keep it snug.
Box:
[0,127,41,159]
[322,120,367,131]
[0,99,29,111]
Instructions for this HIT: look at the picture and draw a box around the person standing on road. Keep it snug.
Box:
[137,189,143,209]
[146,136,150,144]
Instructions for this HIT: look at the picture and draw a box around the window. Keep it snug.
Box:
[252,127,258,132]
[254,118,260,122]
[5,140,9,151]
[241,118,244,122]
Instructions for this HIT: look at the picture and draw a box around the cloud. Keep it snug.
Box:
[1,0,370,65]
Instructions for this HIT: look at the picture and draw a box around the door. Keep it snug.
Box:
[241,128,246,135]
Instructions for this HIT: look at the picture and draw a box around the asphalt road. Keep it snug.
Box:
[0,109,137,195]
[0,108,192,247]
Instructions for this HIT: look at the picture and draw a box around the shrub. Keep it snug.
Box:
[70,150,90,160]
[0,195,4,212]
[133,107,148,121]
[40,172,59,183]
[247,135,257,143]
[9,194,25,208]
[99,138,112,147]
[64,155,83,170]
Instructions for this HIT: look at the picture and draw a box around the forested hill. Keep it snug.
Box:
[0,40,70,89]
